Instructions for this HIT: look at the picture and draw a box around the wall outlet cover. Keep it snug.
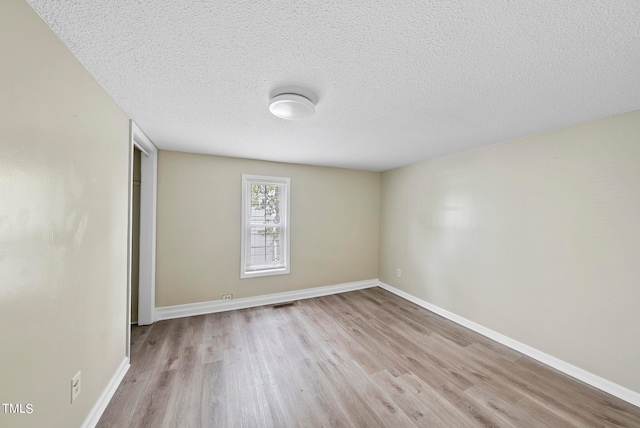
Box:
[71,371,81,403]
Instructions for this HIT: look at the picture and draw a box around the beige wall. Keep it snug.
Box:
[156,151,380,306]
[0,1,130,427]
[380,109,640,393]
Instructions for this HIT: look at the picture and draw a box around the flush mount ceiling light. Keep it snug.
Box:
[269,93,315,120]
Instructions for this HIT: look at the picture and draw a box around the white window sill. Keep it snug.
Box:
[241,267,290,279]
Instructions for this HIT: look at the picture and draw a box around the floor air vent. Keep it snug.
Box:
[272,302,296,309]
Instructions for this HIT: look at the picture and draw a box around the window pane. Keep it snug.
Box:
[250,184,281,225]
[248,226,282,267]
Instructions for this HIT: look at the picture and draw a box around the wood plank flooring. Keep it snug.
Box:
[98,287,640,427]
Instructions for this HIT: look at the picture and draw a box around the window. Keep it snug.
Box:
[241,174,290,278]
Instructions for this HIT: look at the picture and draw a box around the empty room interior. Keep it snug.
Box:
[1,0,640,427]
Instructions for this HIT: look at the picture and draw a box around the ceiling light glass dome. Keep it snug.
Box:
[269,94,315,120]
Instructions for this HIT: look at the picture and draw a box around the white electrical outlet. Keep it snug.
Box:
[71,371,81,403]
[396,268,402,277]
[222,294,233,300]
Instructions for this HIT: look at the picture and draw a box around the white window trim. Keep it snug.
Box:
[241,174,291,279]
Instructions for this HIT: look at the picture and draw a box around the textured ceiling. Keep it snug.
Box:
[28,0,640,171]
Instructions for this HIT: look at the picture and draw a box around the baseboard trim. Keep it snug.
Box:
[81,356,130,428]
[377,281,640,408]
[155,279,379,321]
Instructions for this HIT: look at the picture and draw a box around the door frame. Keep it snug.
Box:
[129,121,158,332]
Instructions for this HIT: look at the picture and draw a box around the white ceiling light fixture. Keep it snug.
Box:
[269,93,315,120]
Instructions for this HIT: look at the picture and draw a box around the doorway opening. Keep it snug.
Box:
[131,148,142,325]
[128,121,157,358]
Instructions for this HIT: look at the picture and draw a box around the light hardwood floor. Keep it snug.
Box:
[98,287,640,427]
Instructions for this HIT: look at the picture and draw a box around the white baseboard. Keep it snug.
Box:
[377,281,640,408]
[155,279,379,321]
[81,356,130,428]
